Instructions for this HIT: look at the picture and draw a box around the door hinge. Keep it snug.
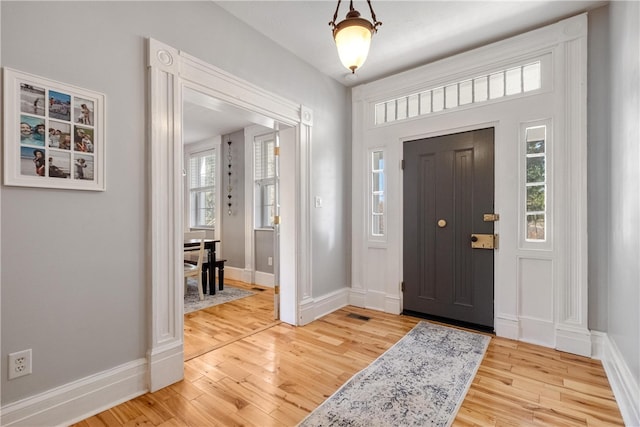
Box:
[401,281,405,292]
[401,159,405,170]
[274,146,280,156]
[274,215,281,225]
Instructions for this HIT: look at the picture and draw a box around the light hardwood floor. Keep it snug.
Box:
[74,279,624,426]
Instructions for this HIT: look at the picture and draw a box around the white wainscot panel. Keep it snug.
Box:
[365,247,387,310]
[518,257,554,346]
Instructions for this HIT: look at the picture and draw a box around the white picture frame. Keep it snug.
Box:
[3,67,106,191]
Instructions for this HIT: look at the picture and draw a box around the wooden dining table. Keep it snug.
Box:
[184,238,220,295]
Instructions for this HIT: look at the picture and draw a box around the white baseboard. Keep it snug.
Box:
[592,331,640,426]
[254,271,274,287]
[147,341,183,392]
[298,287,349,325]
[0,359,147,427]
[348,288,366,308]
[384,294,401,315]
[299,297,315,325]
[494,314,519,340]
[555,324,592,357]
[223,267,273,287]
[314,288,349,319]
[518,316,555,348]
[224,266,252,284]
[590,330,605,359]
[363,289,387,311]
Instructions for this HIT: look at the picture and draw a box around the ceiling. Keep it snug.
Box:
[185,0,605,143]
[216,0,605,87]
[183,87,276,144]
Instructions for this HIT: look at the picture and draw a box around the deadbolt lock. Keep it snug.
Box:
[471,233,498,249]
[483,213,500,222]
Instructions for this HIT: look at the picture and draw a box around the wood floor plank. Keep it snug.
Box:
[162,393,220,426]
[156,418,187,427]
[128,394,175,426]
[74,279,624,427]
[122,415,155,427]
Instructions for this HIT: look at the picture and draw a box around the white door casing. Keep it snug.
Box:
[351,14,590,355]
[147,39,313,391]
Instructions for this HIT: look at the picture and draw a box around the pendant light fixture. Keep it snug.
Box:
[329,0,382,74]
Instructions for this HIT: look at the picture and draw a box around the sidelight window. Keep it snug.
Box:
[371,150,385,237]
[524,125,547,241]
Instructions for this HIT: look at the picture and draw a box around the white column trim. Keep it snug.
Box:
[555,20,591,356]
[299,107,313,305]
[147,39,184,392]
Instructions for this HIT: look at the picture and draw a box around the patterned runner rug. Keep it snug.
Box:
[184,279,254,314]
[298,321,490,427]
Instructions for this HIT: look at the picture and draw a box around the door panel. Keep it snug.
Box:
[403,128,495,328]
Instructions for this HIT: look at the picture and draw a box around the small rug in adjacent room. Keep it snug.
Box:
[184,278,255,314]
[298,321,490,427]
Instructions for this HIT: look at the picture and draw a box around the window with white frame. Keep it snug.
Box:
[189,149,216,228]
[524,125,547,241]
[375,60,543,125]
[371,150,385,237]
[254,133,275,228]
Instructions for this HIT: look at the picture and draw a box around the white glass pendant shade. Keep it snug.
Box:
[334,18,373,73]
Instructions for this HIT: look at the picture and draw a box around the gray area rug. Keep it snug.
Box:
[184,279,255,314]
[298,321,490,427]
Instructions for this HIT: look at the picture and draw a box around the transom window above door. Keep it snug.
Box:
[374,59,545,126]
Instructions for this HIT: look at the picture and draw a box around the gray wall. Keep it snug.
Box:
[588,0,640,399]
[255,229,275,274]
[217,127,276,275]
[606,0,640,387]
[0,1,350,405]
[220,129,246,269]
[587,6,610,332]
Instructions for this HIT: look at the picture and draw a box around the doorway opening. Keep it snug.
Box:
[148,38,313,391]
[181,87,290,360]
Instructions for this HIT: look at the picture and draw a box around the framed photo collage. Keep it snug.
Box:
[3,68,105,191]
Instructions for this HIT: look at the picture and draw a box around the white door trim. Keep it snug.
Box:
[146,38,313,391]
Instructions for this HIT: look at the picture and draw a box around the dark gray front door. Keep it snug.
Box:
[403,128,495,328]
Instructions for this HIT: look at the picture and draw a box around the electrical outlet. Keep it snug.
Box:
[267,256,273,266]
[8,349,32,379]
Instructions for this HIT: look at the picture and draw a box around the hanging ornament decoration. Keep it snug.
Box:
[227,140,232,216]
